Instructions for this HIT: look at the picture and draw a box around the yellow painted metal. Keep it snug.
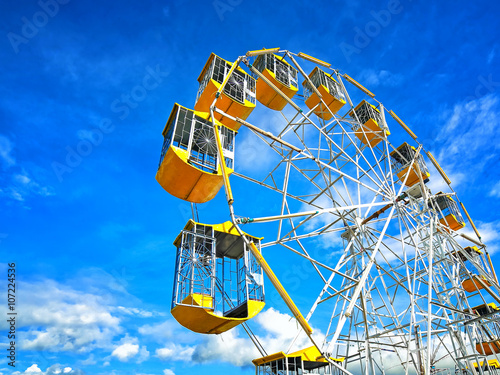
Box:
[253,55,299,111]
[155,104,233,203]
[156,145,231,203]
[487,252,499,284]
[248,242,313,335]
[476,340,500,356]
[426,151,451,185]
[439,213,466,231]
[252,346,344,366]
[389,110,418,140]
[173,219,263,247]
[171,293,265,334]
[437,196,465,231]
[171,220,264,334]
[471,302,499,314]
[297,52,331,68]
[350,100,389,147]
[195,53,255,131]
[246,47,280,57]
[473,359,500,369]
[343,74,375,98]
[462,275,492,293]
[460,201,482,242]
[390,143,430,187]
[213,122,234,204]
[303,67,346,120]
[454,246,483,262]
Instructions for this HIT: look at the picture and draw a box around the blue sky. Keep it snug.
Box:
[1,0,500,374]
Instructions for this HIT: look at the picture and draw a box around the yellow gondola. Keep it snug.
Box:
[171,220,265,334]
[195,53,256,131]
[349,100,389,146]
[253,346,344,375]
[476,341,500,356]
[473,359,500,373]
[390,142,430,187]
[433,193,466,231]
[253,53,298,111]
[462,275,492,292]
[303,67,346,120]
[155,103,235,203]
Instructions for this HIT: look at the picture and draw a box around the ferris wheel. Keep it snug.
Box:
[155,48,500,375]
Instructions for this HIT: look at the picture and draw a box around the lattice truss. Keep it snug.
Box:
[176,49,500,375]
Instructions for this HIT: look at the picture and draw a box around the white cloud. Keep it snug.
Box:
[191,329,260,366]
[489,181,500,198]
[10,278,121,353]
[12,364,83,375]
[116,306,153,317]
[358,69,403,87]
[163,370,175,375]
[432,93,500,187]
[183,308,324,367]
[111,342,139,361]
[0,169,54,203]
[138,320,197,344]
[156,343,195,361]
[25,364,42,373]
[0,134,15,169]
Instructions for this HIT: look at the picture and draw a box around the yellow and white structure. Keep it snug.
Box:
[171,220,265,334]
[349,100,389,146]
[433,193,466,231]
[155,103,235,203]
[195,53,256,131]
[390,142,430,187]
[303,67,346,120]
[253,346,344,375]
[253,53,298,111]
[154,49,500,375]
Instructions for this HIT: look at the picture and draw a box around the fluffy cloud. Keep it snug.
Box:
[17,279,122,352]
[12,364,83,375]
[153,307,324,367]
[111,342,139,361]
[432,93,500,186]
[358,69,404,87]
[156,343,195,362]
[0,134,15,169]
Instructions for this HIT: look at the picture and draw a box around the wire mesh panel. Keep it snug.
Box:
[159,105,236,173]
[390,143,430,176]
[172,226,216,309]
[303,69,345,103]
[433,195,465,224]
[350,100,382,127]
[254,54,298,89]
[197,55,256,106]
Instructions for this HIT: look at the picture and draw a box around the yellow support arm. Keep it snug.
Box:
[459,201,482,242]
[426,151,451,185]
[216,57,241,98]
[297,52,331,68]
[212,122,234,205]
[343,74,375,98]
[248,242,314,335]
[389,110,418,140]
[246,47,280,57]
